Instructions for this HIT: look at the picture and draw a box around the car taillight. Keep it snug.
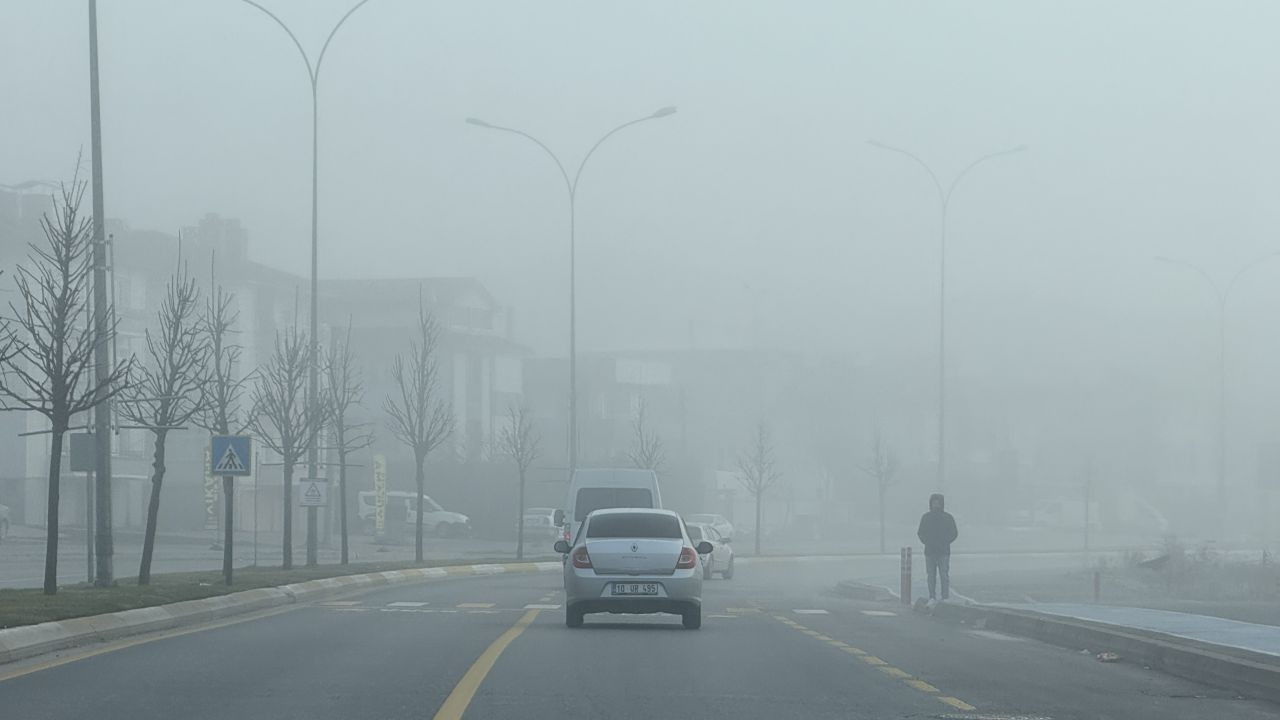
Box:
[571,546,592,569]
[676,546,698,569]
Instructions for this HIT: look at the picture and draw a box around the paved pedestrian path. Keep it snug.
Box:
[994,602,1280,658]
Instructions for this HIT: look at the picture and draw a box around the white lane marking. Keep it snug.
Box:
[457,603,495,608]
[793,609,829,615]
[860,610,897,617]
[967,629,1024,641]
[333,607,370,612]
[706,614,739,619]
[524,604,561,609]
[319,601,363,606]
[387,601,428,607]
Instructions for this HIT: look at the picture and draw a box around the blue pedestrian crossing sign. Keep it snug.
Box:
[211,435,252,476]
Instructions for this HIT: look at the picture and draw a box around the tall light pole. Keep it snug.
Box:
[466,108,676,473]
[88,0,115,586]
[1154,252,1280,535]
[240,0,375,567]
[867,141,1025,489]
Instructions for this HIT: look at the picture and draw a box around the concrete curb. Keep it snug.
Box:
[932,602,1280,704]
[0,560,562,667]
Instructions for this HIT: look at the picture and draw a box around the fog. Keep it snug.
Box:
[6,1,1280,549]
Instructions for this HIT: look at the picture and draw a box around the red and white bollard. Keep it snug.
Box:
[900,546,912,606]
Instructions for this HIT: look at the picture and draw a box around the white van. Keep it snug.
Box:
[556,468,662,544]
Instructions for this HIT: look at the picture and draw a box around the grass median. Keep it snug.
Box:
[0,557,556,630]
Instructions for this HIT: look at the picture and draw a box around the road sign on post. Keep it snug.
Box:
[211,436,253,476]
[299,479,329,507]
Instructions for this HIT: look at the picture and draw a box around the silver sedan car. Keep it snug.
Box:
[555,508,714,629]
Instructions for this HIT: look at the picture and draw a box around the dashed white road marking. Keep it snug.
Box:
[706,614,739,619]
[860,610,897,617]
[966,629,1024,642]
[524,604,562,609]
[793,609,829,615]
[457,603,496,609]
[387,601,428,608]
[319,601,363,606]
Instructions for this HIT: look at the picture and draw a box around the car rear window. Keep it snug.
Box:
[574,488,653,521]
[586,513,681,539]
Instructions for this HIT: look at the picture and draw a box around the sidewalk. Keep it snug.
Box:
[989,602,1280,658]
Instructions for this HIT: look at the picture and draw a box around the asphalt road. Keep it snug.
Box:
[2,557,1277,719]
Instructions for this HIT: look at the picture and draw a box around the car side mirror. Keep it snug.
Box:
[553,509,565,526]
[553,540,571,554]
[695,541,714,555]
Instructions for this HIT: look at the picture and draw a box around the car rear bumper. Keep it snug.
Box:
[564,568,702,612]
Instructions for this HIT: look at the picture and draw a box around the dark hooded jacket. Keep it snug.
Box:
[917,493,958,556]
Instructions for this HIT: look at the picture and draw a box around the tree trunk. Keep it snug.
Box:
[43,429,65,596]
[138,430,168,585]
[282,460,294,569]
[754,491,763,557]
[338,446,349,565]
[414,455,425,563]
[516,468,526,561]
[878,483,886,554]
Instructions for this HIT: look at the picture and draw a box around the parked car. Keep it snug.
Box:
[686,522,735,580]
[0,503,9,544]
[518,507,561,539]
[556,508,713,629]
[356,491,471,538]
[686,513,733,541]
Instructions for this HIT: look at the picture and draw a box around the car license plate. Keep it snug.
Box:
[611,583,658,596]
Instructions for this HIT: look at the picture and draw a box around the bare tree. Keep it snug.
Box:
[323,320,373,565]
[497,403,541,560]
[120,263,210,584]
[385,299,454,563]
[0,177,129,594]
[737,421,781,557]
[628,396,665,473]
[251,322,324,570]
[196,275,252,583]
[859,430,900,554]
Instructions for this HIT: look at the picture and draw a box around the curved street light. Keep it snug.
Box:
[868,140,1026,489]
[1154,251,1280,533]
[467,108,677,472]
[238,0,377,568]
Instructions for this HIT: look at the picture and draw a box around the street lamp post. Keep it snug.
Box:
[867,141,1026,489]
[1154,252,1280,534]
[466,108,676,473]
[240,0,375,567]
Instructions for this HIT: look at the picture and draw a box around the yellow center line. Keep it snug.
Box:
[906,679,939,693]
[878,666,912,679]
[939,696,977,711]
[860,655,887,666]
[432,609,541,720]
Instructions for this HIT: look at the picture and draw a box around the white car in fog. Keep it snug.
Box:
[556,508,713,629]
[686,522,734,579]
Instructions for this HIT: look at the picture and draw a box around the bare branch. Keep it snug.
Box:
[384,298,454,462]
[627,396,665,472]
[737,421,781,498]
[498,403,541,474]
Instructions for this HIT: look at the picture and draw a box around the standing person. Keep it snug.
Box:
[917,493,958,602]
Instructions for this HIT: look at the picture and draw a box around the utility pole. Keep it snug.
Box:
[88,0,114,586]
